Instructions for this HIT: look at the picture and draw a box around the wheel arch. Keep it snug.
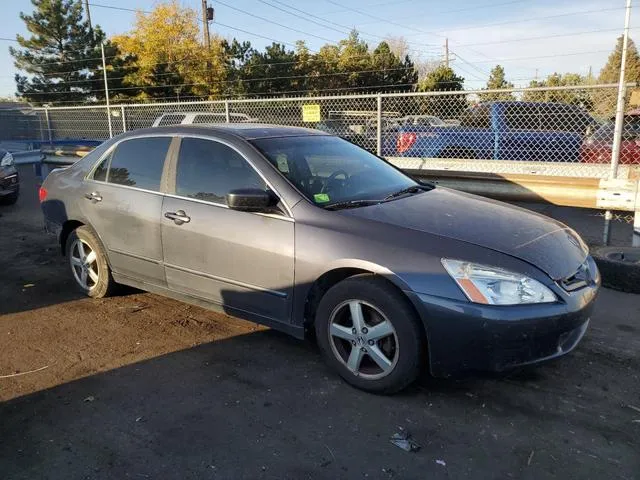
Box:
[59,220,111,269]
[302,261,424,332]
[60,219,85,255]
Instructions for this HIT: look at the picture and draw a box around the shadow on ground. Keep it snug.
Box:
[1,295,639,480]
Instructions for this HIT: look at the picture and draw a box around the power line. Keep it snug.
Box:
[319,0,501,65]
[455,27,639,48]
[335,0,529,16]
[256,0,439,53]
[429,7,625,35]
[214,0,340,45]
[24,64,418,88]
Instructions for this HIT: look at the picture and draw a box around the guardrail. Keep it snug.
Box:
[41,150,640,246]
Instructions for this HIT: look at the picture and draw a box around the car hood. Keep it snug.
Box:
[341,188,587,280]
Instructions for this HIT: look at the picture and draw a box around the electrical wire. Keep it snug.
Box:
[256,0,439,53]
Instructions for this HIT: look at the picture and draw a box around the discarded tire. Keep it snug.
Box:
[592,246,640,294]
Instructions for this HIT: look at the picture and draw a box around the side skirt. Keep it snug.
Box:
[112,272,305,339]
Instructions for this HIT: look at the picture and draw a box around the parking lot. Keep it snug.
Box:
[1,165,639,480]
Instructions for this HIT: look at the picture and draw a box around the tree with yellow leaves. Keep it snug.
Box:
[112,1,227,100]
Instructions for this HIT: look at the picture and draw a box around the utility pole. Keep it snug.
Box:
[444,38,449,68]
[84,0,92,31]
[201,0,211,50]
[604,0,633,246]
[610,0,632,181]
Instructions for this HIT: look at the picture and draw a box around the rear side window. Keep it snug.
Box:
[92,152,110,181]
[539,104,589,133]
[175,138,266,204]
[459,105,491,129]
[157,114,185,126]
[505,104,540,130]
[94,137,171,191]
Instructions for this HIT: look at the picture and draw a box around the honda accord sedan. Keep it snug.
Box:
[40,124,600,393]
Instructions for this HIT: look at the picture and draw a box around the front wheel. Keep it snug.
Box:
[315,275,426,394]
[66,226,117,298]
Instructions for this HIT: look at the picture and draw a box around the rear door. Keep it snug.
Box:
[82,136,173,286]
[161,136,295,323]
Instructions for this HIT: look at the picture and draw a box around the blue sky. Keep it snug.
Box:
[0,0,632,97]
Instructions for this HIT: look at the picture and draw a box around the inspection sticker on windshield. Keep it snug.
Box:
[314,193,330,203]
[276,154,289,173]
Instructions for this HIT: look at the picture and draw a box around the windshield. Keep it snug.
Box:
[591,119,640,142]
[251,135,419,206]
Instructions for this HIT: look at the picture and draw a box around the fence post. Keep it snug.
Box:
[634,184,640,247]
[605,0,632,245]
[376,94,382,156]
[225,101,230,123]
[121,106,127,133]
[44,107,53,146]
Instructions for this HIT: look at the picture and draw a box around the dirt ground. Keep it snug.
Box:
[1,165,639,479]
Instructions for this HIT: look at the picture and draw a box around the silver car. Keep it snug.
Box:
[41,125,599,393]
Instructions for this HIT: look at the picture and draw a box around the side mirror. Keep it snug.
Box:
[226,188,278,212]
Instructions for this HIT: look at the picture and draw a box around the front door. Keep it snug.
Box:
[161,137,295,323]
[82,136,172,285]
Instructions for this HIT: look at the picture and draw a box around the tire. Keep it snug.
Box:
[314,274,425,394]
[65,226,117,298]
[592,246,640,294]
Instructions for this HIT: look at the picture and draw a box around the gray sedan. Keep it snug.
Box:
[40,125,600,393]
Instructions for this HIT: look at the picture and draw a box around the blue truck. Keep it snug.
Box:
[391,102,596,161]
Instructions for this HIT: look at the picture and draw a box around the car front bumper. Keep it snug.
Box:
[406,276,599,377]
[0,168,19,197]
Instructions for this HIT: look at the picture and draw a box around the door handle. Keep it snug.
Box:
[164,210,190,225]
[84,192,102,202]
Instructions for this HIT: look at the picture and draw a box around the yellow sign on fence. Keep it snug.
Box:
[302,104,321,122]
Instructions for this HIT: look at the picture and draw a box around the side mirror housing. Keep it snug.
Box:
[226,188,278,212]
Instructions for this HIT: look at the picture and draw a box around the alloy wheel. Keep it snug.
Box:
[70,238,99,290]
[328,299,399,380]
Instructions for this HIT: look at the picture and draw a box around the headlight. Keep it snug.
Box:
[441,259,557,305]
[1,153,14,167]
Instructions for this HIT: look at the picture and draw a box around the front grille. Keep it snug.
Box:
[560,261,591,292]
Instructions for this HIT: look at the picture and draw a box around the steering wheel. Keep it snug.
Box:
[321,170,349,193]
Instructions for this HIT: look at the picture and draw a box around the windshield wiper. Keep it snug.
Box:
[383,184,432,201]
[324,199,383,211]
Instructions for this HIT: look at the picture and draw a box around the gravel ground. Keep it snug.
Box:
[0,165,638,479]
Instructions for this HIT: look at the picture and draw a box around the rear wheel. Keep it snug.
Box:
[315,275,425,394]
[66,226,117,298]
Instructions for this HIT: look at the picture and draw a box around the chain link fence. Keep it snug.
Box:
[0,84,635,178]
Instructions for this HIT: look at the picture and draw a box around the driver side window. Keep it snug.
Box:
[175,138,266,205]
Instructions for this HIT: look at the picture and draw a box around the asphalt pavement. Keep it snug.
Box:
[0,165,638,480]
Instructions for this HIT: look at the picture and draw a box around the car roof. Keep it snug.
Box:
[129,123,330,140]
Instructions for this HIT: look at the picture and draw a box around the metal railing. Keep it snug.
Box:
[1,83,638,244]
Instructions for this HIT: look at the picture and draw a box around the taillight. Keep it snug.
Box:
[38,186,48,203]
[397,133,417,154]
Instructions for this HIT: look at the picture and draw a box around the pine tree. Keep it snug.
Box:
[10,0,103,105]
[417,65,467,118]
[599,36,640,84]
[479,65,514,102]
